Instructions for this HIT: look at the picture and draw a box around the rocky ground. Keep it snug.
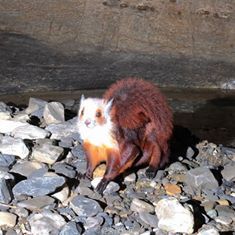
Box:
[0,98,234,235]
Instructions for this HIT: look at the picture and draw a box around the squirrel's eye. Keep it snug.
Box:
[96,111,102,118]
[81,109,84,116]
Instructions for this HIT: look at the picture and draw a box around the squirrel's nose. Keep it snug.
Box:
[85,119,91,126]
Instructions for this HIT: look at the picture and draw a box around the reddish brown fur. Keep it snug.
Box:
[83,78,173,193]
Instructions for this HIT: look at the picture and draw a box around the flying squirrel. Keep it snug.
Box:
[77,78,173,193]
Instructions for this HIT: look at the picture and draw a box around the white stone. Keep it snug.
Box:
[25,97,47,118]
[43,102,65,125]
[32,143,64,164]
[11,124,50,140]
[0,136,29,159]
[0,102,11,120]
[130,198,155,213]
[0,120,27,134]
[91,177,102,189]
[52,185,70,204]
[0,212,17,228]
[155,197,194,234]
[197,225,219,235]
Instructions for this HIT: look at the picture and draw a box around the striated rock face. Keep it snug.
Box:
[0,1,235,94]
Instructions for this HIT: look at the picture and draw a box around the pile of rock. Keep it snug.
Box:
[0,98,234,235]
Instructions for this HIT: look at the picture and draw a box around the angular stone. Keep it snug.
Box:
[10,161,46,178]
[84,217,103,230]
[28,210,66,235]
[52,162,76,178]
[0,102,11,120]
[32,143,64,165]
[25,97,47,118]
[59,221,82,235]
[197,225,219,235]
[12,175,65,197]
[124,173,137,184]
[130,198,155,213]
[0,166,14,180]
[185,167,219,192]
[221,164,235,181]
[70,195,103,217]
[43,102,65,125]
[0,120,27,134]
[0,178,12,204]
[17,196,55,210]
[0,154,15,167]
[0,136,29,159]
[11,124,50,140]
[103,181,120,195]
[164,184,182,196]
[167,162,188,173]
[45,117,79,140]
[139,212,159,227]
[52,186,70,203]
[155,197,194,234]
[0,212,17,228]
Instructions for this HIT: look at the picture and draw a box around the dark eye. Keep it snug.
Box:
[81,108,84,116]
[96,111,102,118]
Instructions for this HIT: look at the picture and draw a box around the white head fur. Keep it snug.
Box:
[77,95,116,148]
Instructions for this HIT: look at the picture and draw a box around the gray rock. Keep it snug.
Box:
[0,212,17,228]
[0,102,11,120]
[221,147,235,161]
[25,97,47,118]
[0,178,12,204]
[13,175,65,197]
[0,136,29,159]
[130,198,155,213]
[0,120,26,134]
[167,161,188,174]
[207,209,218,219]
[215,215,233,225]
[70,195,103,217]
[11,124,50,139]
[221,164,235,181]
[59,221,82,235]
[11,161,46,178]
[124,173,136,184]
[186,146,195,159]
[84,216,103,230]
[0,166,14,180]
[139,212,159,227]
[29,167,49,178]
[45,117,78,140]
[52,185,70,203]
[59,137,74,148]
[12,207,29,218]
[32,143,64,165]
[215,205,235,220]
[17,196,55,210]
[185,167,219,193]
[43,102,65,125]
[197,224,219,235]
[155,197,194,234]
[5,228,17,235]
[0,154,15,167]
[52,162,76,178]
[103,181,120,195]
[28,210,66,235]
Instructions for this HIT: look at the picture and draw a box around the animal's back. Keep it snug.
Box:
[103,78,173,140]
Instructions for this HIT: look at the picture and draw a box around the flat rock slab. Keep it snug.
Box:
[0,212,17,228]
[0,178,12,204]
[43,102,65,125]
[12,175,65,197]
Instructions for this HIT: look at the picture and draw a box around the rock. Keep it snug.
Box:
[12,207,29,218]
[52,162,76,178]
[0,178,12,203]
[11,124,50,139]
[206,209,217,219]
[28,210,66,235]
[10,161,46,178]
[155,197,194,234]
[84,216,103,230]
[93,164,106,178]
[217,199,230,206]
[0,212,17,228]
[32,143,64,164]
[221,147,235,161]
[43,102,65,125]
[103,181,120,195]
[167,162,188,174]
[164,183,182,196]
[17,196,55,210]
[25,97,47,118]
[0,166,14,180]
[91,177,102,189]
[0,102,11,120]
[59,221,82,235]
[70,195,103,217]
[0,136,29,159]
[124,173,136,184]
[139,212,158,227]
[0,120,27,134]
[12,175,65,197]
[215,205,235,220]
[45,117,78,140]
[197,224,219,235]
[185,167,219,193]
[0,154,15,167]
[130,198,155,213]
[186,146,195,159]
[221,164,235,181]
[52,185,70,204]
[215,216,233,225]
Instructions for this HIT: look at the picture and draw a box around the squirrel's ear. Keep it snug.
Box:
[80,94,85,105]
[104,98,113,115]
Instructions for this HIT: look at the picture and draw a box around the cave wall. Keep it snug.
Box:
[0,0,235,93]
